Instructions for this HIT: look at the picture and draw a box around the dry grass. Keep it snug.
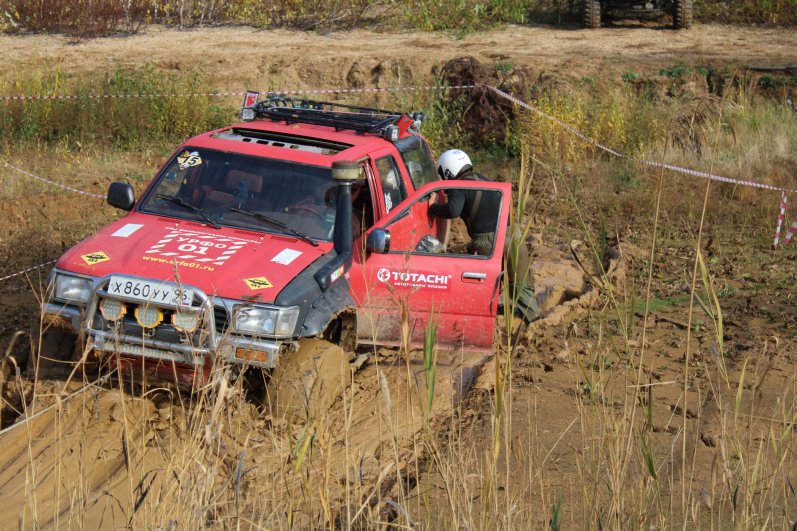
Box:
[0,64,796,529]
[1,0,795,39]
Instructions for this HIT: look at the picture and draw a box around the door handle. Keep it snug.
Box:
[462,272,487,283]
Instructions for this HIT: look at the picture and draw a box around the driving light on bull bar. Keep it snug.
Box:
[99,298,126,321]
[172,311,200,333]
[233,305,300,338]
[53,274,92,304]
[134,305,164,329]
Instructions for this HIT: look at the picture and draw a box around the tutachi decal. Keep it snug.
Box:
[376,268,451,290]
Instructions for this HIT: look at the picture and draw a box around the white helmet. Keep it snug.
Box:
[436,149,472,180]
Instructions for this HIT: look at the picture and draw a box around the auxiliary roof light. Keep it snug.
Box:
[241,108,256,121]
[381,125,399,142]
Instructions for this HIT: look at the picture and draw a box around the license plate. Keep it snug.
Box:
[107,275,194,306]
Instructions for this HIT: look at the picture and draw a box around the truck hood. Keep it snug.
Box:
[55,214,331,303]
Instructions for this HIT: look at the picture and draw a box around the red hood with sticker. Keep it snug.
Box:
[55,213,330,302]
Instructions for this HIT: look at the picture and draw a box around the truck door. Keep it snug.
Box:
[349,180,511,352]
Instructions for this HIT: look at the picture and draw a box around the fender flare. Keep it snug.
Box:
[299,278,356,344]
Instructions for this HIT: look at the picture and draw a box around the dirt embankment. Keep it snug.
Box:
[1,25,796,90]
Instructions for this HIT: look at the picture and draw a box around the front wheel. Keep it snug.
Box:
[673,0,693,29]
[265,339,351,421]
[584,0,601,29]
[35,327,96,379]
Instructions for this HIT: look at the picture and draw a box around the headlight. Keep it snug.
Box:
[53,274,92,304]
[233,305,299,338]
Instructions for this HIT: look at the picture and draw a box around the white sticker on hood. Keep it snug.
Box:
[271,248,302,265]
[112,223,144,238]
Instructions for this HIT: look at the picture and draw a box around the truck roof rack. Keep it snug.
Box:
[243,93,423,139]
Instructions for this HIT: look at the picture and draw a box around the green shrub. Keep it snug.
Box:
[0,66,233,150]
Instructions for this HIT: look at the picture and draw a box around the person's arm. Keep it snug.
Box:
[428,188,465,219]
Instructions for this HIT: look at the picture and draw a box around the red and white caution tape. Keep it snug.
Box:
[0,85,476,103]
[1,91,249,102]
[1,160,105,199]
[485,84,797,195]
[774,192,788,248]
[0,259,56,283]
[783,216,797,248]
[271,84,475,96]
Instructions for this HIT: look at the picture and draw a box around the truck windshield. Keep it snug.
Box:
[139,148,337,241]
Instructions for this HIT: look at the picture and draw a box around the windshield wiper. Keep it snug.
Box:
[229,207,319,247]
[155,194,221,229]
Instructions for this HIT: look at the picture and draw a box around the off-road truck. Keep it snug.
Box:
[583,0,693,29]
[42,94,513,414]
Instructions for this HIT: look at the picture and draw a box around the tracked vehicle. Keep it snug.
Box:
[583,0,693,29]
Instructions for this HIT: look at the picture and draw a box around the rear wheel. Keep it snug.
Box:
[265,338,351,421]
[673,0,692,29]
[584,0,601,29]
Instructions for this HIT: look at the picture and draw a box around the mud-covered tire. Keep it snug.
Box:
[266,339,351,421]
[673,0,692,29]
[584,0,601,29]
[36,328,95,378]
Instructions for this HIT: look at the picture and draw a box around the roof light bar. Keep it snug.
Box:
[239,93,422,139]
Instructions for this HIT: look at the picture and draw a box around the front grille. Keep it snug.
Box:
[214,305,229,334]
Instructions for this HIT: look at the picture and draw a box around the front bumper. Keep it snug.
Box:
[44,272,286,369]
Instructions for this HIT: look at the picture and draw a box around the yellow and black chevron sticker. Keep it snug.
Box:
[243,277,273,290]
[81,251,110,265]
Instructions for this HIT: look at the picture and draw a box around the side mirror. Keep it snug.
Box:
[107,182,135,211]
[366,228,390,254]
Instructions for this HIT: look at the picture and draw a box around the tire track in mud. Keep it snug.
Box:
[0,350,505,526]
[0,384,159,528]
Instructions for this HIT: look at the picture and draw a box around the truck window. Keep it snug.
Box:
[375,155,406,214]
[383,187,503,259]
[395,136,438,190]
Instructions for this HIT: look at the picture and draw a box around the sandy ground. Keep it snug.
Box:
[1,24,796,91]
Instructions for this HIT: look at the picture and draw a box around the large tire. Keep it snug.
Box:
[584,0,601,29]
[36,328,78,377]
[35,327,96,379]
[266,339,351,421]
[673,0,692,29]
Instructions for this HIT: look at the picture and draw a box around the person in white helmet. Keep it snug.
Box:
[428,149,539,321]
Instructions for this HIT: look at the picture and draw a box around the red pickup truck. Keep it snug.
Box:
[42,94,511,409]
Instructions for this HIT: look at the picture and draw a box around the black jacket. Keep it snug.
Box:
[428,172,500,237]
